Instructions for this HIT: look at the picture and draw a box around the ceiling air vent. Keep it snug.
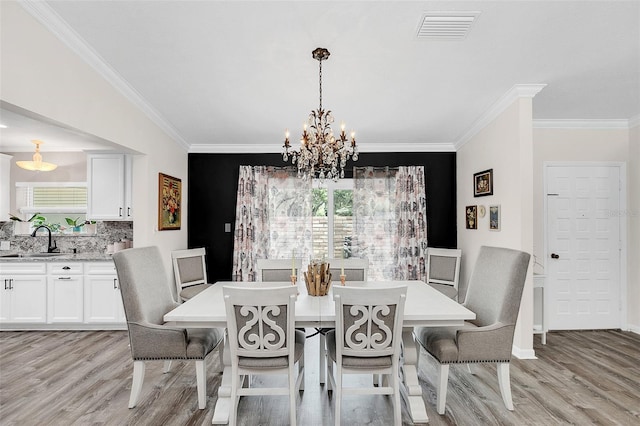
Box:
[417,12,480,40]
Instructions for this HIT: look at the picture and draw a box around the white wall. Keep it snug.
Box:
[0,3,188,272]
[457,97,535,358]
[532,127,635,331]
[628,123,640,332]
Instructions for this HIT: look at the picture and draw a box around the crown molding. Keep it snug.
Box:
[454,84,547,150]
[533,119,631,129]
[189,142,456,154]
[19,1,190,152]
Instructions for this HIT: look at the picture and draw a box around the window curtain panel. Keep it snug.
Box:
[352,166,428,280]
[232,166,312,281]
[352,167,398,280]
[395,166,428,280]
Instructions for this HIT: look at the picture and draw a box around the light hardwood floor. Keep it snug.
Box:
[0,329,638,425]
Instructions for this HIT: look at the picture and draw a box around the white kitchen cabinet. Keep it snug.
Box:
[86,154,133,220]
[0,154,12,220]
[0,263,47,323]
[84,262,125,324]
[47,263,84,323]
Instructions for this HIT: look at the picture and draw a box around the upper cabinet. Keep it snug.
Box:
[0,154,12,219]
[86,154,133,221]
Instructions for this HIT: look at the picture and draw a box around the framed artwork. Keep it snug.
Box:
[465,205,477,229]
[158,173,181,230]
[473,169,493,197]
[489,204,501,231]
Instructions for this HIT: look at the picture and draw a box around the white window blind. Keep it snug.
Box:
[16,182,87,214]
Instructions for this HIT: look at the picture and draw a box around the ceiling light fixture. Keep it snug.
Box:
[283,47,358,181]
[16,140,58,172]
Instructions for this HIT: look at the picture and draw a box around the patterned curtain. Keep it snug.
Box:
[352,167,398,280]
[232,166,312,281]
[394,166,428,280]
[352,166,428,281]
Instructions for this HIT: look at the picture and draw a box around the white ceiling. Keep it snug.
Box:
[1,0,639,153]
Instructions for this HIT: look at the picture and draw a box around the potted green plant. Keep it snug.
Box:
[65,217,85,232]
[8,213,46,234]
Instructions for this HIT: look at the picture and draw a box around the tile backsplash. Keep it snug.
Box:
[0,221,133,254]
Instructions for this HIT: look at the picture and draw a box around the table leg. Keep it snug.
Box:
[399,329,429,424]
[212,331,232,424]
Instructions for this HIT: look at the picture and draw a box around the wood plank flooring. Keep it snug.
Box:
[0,329,638,425]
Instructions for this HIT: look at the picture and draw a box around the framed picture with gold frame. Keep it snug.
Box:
[158,173,181,230]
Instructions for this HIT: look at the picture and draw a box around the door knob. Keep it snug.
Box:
[551,253,560,259]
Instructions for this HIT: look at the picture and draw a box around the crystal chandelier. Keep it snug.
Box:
[283,47,358,181]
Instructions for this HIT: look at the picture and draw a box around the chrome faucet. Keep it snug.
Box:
[31,225,59,253]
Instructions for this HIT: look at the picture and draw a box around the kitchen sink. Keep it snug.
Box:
[0,253,66,258]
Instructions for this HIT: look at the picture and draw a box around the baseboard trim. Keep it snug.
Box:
[627,324,640,335]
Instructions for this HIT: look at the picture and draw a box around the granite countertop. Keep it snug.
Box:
[0,252,114,262]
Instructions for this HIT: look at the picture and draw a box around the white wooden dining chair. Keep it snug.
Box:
[223,285,305,426]
[256,258,302,282]
[327,257,369,282]
[326,285,407,426]
[426,248,462,301]
[171,247,212,302]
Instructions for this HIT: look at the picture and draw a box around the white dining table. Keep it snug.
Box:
[164,280,475,424]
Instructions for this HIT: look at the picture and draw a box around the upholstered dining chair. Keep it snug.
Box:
[256,258,302,282]
[414,246,530,415]
[223,285,305,426]
[113,246,224,409]
[327,257,369,282]
[326,285,407,426]
[171,247,212,302]
[426,248,462,300]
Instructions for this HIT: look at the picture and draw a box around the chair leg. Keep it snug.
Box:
[335,364,342,426]
[289,365,297,426]
[299,352,305,391]
[195,360,206,409]
[230,369,239,426]
[392,365,401,426]
[497,362,514,410]
[129,360,146,408]
[319,332,326,385]
[163,360,172,373]
[466,364,475,375]
[436,364,450,415]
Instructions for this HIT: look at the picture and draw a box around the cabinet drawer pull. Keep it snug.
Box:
[3,279,7,290]
[127,207,131,217]
[119,207,123,217]
[113,278,118,289]
[62,266,71,270]
[9,279,13,290]
[58,277,71,280]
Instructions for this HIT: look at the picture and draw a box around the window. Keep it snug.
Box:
[14,182,87,232]
[312,179,353,259]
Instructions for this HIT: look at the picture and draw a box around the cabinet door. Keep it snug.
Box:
[0,281,10,322]
[47,276,84,323]
[87,154,125,220]
[84,275,125,323]
[9,276,47,323]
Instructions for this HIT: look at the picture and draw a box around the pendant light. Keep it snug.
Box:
[16,140,57,172]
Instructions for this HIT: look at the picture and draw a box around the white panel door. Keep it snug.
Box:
[546,165,621,330]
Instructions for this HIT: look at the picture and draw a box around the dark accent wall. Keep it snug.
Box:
[188,152,456,283]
